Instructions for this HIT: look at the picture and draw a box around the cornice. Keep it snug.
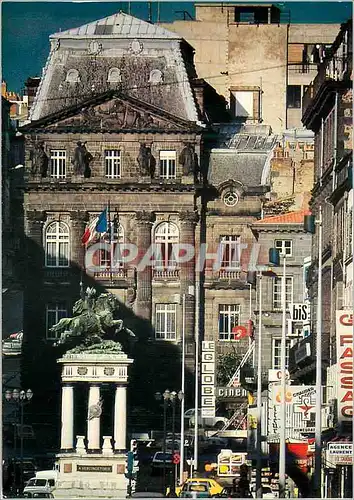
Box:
[25,181,200,194]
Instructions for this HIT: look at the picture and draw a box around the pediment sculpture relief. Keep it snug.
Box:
[46,99,182,132]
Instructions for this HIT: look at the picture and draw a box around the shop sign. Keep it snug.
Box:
[326,443,353,465]
[295,342,311,364]
[336,310,353,424]
[217,449,247,476]
[201,341,215,418]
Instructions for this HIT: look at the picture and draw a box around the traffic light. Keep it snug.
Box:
[304,214,316,234]
[130,439,138,454]
[269,248,280,266]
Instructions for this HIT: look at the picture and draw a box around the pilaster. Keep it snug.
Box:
[179,211,198,345]
[135,211,155,320]
[71,210,88,269]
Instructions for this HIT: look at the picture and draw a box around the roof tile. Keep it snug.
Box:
[257,209,311,224]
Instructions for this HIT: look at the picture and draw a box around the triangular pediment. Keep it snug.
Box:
[50,11,179,40]
[21,91,200,134]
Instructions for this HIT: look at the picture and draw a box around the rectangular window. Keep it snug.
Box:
[232,91,254,118]
[218,304,241,341]
[105,150,121,178]
[159,151,176,179]
[220,235,241,269]
[272,338,292,369]
[50,150,66,178]
[287,85,301,109]
[155,304,177,340]
[46,303,67,339]
[273,276,293,310]
[275,240,293,257]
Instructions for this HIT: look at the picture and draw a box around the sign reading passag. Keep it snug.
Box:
[336,311,353,424]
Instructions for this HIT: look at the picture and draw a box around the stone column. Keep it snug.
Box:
[60,384,74,451]
[135,211,154,320]
[70,210,88,269]
[113,385,127,452]
[179,211,198,345]
[87,384,101,452]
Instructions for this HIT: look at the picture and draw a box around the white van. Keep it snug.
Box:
[23,470,58,496]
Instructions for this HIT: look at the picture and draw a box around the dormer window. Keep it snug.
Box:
[149,70,163,85]
[65,69,80,83]
[107,68,122,83]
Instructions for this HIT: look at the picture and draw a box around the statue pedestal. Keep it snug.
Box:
[181,174,194,184]
[54,351,133,498]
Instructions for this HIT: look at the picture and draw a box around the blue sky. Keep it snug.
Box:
[2,1,352,93]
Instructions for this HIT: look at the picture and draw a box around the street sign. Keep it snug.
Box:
[173,453,180,465]
[231,325,247,340]
[290,303,310,322]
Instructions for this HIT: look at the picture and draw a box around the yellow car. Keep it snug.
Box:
[167,477,224,497]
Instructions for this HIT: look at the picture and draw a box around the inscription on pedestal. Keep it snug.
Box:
[77,464,113,473]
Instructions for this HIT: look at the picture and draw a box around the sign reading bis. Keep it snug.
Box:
[336,311,353,423]
[290,303,310,322]
[201,341,215,418]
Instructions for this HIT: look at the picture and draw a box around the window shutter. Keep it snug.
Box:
[288,44,304,64]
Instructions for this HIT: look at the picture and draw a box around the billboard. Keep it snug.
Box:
[268,385,316,440]
[336,310,353,424]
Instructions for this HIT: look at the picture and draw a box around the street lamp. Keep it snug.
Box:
[269,247,287,499]
[247,270,263,499]
[5,388,33,493]
[304,209,323,497]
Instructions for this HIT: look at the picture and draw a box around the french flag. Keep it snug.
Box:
[82,208,108,246]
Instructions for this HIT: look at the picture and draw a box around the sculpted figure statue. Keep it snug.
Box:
[72,141,93,178]
[51,287,135,353]
[137,143,156,178]
[30,142,48,177]
[179,143,198,176]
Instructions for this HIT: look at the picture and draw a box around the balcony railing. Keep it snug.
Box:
[153,269,180,279]
[93,268,127,280]
[43,268,70,279]
[219,269,242,280]
[288,63,318,74]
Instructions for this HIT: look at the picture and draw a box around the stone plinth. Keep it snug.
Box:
[54,351,133,498]
[54,451,127,498]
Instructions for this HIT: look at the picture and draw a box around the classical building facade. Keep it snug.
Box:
[297,20,352,385]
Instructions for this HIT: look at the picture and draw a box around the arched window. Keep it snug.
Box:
[93,220,124,270]
[154,222,179,268]
[107,68,122,83]
[65,69,80,83]
[45,221,70,267]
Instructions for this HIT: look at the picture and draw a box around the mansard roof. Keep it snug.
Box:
[50,11,180,39]
[207,125,277,189]
[30,12,199,124]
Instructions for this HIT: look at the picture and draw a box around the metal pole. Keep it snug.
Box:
[255,273,262,498]
[13,408,18,494]
[171,400,176,494]
[279,254,287,498]
[193,278,200,472]
[20,401,24,492]
[163,399,167,494]
[180,294,186,485]
[314,206,323,498]
[352,163,354,499]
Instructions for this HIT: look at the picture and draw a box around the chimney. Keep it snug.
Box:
[192,79,205,119]
[24,77,41,109]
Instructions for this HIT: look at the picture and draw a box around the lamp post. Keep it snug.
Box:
[178,390,184,485]
[5,388,33,493]
[155,389,171,494]
[304,209,323,497]
[247,271,262,498]
[180,293,186,486]
[269,247,287,498]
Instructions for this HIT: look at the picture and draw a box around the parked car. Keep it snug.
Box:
[131,493,164,498]
[2,331,23,356]
[151,452,173,475]
[180,482,210,498]
[185,408,229,429]
[168,477,224,498]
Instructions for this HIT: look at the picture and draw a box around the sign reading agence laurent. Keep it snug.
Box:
[77,465,112,472]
